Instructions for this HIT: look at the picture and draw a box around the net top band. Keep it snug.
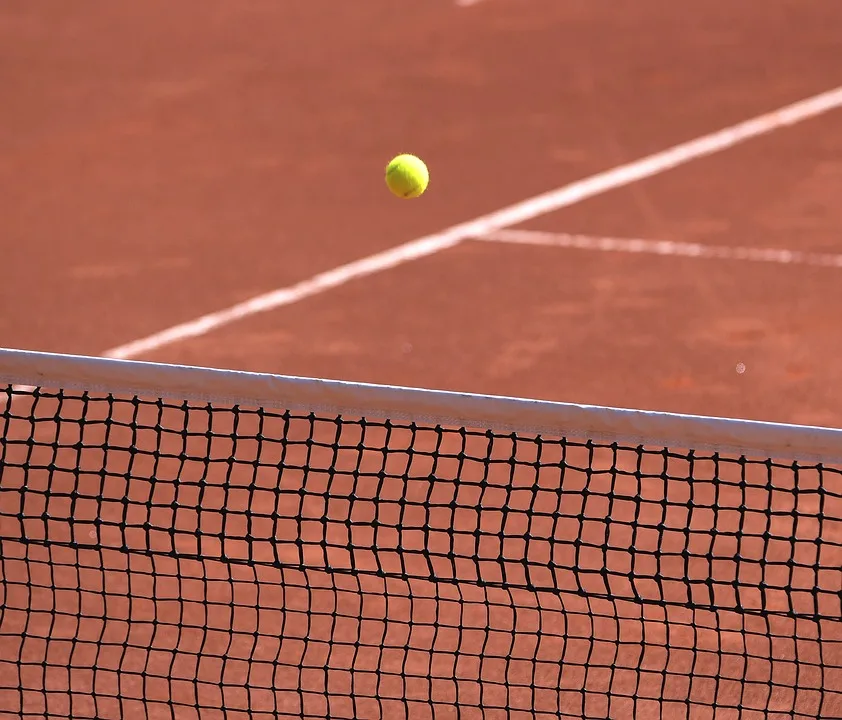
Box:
[1,346,841,465]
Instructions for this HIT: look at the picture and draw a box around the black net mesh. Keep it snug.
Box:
[1,384,842,719]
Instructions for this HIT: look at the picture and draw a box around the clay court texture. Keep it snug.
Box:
[3,1,842,719]
[0,0,840,426]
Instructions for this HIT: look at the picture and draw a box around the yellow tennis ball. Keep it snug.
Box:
[385,154,429,199]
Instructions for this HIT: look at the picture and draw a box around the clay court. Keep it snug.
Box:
[2,1,842,719]
[1,0,842,425]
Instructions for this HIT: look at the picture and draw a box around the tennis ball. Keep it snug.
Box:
[385,154,429,199]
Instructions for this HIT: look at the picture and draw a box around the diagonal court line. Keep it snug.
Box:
[103,85,842,360]
[475,229,842,268]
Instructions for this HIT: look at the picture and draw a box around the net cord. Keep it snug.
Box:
[1,345,841,464]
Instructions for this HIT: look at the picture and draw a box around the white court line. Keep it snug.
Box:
[455,0,484,6]
[103,85,842,360]
[476,229,842,268]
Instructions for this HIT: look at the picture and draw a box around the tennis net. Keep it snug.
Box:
[2,348,842,720]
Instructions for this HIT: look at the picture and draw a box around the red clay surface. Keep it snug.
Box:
[3,1,842,719]
[2,0,842,425]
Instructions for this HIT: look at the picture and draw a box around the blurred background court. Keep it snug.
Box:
[2,0,842,425]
